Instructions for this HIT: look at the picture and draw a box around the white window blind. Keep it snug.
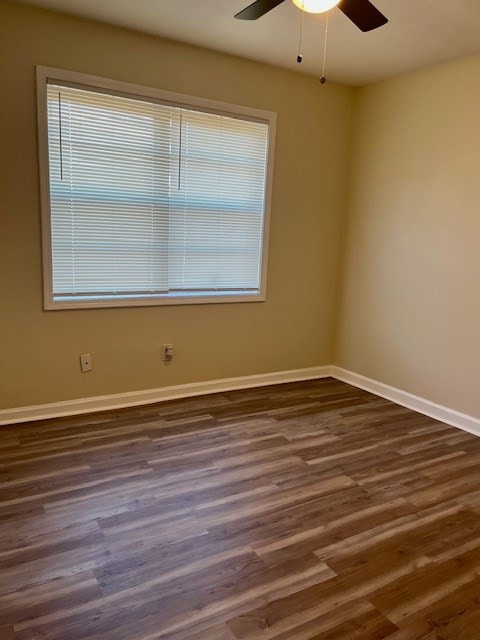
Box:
[44,80,270,306]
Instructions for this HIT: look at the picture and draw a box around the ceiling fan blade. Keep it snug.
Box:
[338,0,388,32]
[235,0,286,20]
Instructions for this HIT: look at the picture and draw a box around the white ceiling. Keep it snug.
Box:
[13,0,480,86]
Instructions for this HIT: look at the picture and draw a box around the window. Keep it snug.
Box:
[36,67,276,309]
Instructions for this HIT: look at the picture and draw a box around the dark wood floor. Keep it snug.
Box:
[1,378,480,639]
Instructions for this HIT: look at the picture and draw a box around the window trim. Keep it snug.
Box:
[36,66,276,310]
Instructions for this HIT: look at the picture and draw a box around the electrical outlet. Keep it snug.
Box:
[80,353,92,373]
[162,344,174,363]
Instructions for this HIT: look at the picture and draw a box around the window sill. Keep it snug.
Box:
[44,291,266,310]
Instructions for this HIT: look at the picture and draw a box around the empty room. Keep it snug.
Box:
[1,0,480,638]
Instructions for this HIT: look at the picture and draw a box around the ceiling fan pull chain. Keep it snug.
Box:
[320,11,329,84]
[297,1,305,63]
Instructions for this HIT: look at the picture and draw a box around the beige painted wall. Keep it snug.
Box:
[0,0,354,409]
[335,55,480,419]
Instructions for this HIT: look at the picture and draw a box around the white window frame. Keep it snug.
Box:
[36,66,276,310]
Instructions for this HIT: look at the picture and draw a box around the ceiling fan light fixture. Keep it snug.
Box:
[291,0,340,14]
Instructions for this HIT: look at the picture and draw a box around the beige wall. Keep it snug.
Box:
[3,2,477,419]
[0,1,354,409]
[335,55,480,419]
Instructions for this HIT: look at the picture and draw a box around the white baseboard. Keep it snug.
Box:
[332,366,480,438]
[2,365,479,437]
[0,366,333,426]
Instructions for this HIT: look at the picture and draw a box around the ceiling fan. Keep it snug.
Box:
[235,0,388,32]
